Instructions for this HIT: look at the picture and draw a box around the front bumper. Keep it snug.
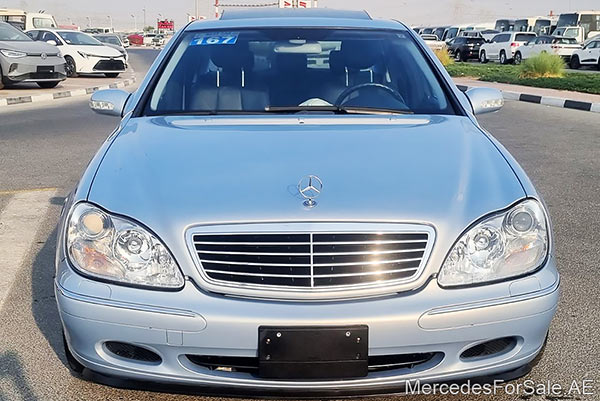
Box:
[56,257,559,394]
[2,56,66,83]
[77,56,126,74]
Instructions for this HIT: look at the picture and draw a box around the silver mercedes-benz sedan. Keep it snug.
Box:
[56,8,559,396]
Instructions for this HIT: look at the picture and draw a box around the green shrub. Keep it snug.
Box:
[519,52,565,78]
[434,48,454,67]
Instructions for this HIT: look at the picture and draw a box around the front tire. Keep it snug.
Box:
[514,52,522,65]
[63,333,85,375]
[37,81,60,89]
[454,50,463,62]
[0,65,5,90]
[479,50,488,64]
[500,50,508,65]
[65,56,78,78]
[570,55,580,70]
[104,73,120,78]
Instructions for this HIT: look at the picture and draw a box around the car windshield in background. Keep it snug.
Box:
[0,22,32,41]
[554,37,577,44]
[96,35,121,46]
[146,28,454,116]
[58,31,102,46]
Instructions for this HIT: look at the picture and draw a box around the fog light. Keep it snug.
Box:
[9,63,18,73]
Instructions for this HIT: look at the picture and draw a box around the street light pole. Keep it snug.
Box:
[131,14,137,31]
[142,8,146,29]
[195,0,199,19]
[107,15,113,31]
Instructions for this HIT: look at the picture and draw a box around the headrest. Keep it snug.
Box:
[210,42,253,71]
[329,50,345,74]
[275,53,307,73]
[341,40,382,70]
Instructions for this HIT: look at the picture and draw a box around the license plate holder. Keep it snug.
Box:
[258,326,368,379]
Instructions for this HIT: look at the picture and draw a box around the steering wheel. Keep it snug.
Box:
[335,83,407,108]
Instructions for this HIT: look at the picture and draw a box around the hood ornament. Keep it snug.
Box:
[298,175,323,208]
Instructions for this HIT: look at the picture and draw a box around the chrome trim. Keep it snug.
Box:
[55,282,198,318]
[185,222,436,300]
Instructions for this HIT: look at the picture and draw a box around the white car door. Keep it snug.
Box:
[519,38,537,59]
[581,41,600,65]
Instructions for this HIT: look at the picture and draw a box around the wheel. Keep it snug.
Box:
[597,60,600,71]
[514,52,522,65]
[500,51,508,65]
[63,333,85,374]
[454,50,463,62]
[104,73,120,78]
[479,50,488,64]
[37,81,59,89]
[64,56,78,78]
[0,65,4,90]
[570,55,580,69]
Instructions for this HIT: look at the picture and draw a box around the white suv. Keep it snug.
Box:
[479,31,536,64]
[570,39,600,70]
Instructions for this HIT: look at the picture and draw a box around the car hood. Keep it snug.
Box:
[0,40,59,54]
[69,44,122,57]
[89,115,524,250]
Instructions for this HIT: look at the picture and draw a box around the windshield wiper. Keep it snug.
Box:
[265,106,413,115]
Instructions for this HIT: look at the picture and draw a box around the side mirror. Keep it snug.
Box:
[465,87,504,115]
[46,40,57,46]
[90,89,130,116]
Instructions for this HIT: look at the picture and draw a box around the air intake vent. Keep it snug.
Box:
[105,341,161,363]
[461,337,518,360]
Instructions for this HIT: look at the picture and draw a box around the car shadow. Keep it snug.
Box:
[0,351,40,400]
[30,225,69,371]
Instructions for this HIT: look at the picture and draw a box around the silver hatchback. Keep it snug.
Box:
[56,8,559,396]
[0,22,66,89]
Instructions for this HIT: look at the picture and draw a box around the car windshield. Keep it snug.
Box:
[96,35,121,46]
[146,28,455,116]
[0,22,32,41]
[58,31,102,46]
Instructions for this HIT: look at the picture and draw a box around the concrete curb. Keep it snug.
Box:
[456,84,600,113]
[0,75,136,108]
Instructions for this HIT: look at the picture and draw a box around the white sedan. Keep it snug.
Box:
[570,39,600,70]
[25,29,126,78]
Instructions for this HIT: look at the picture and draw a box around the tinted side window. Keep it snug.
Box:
[499,34,511,43]
[515,34,536,42]
[26,30,39,40]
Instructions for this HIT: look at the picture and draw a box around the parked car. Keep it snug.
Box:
[93,34,129,64]
[514,36,581,64]
[479,31,537,64]
[143,32,157,46]
[448,36,486,61]
[26,29,126,78]
[570,39,600,70]
[0,21,66,89]
[151,34,166,47]
[420,33,446,51]
[57,8,559,395]
[460,29,499,42]
[0,8,57,31]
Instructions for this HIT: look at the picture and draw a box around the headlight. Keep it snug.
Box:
[0,49,27,58]
[66,203,184,289]
[438,199,548,287]
[77,51,89,58]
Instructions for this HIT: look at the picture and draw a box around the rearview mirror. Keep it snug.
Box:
[46,40,57,46]
[90,89,130,116]
[465,87,504,115]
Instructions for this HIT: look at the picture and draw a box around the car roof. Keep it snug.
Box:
[187,8,404,31]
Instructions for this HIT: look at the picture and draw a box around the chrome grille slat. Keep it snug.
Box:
[192,231,430,290]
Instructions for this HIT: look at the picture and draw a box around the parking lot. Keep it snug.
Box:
[0,48,599,401]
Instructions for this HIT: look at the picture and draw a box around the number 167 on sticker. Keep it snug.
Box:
[191,32,239,46]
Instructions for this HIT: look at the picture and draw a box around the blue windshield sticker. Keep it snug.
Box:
[191,32,239,46]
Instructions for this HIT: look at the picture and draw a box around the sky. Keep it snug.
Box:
[3,0,600,31]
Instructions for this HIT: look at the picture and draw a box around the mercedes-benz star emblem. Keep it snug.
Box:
[298,175,323,208]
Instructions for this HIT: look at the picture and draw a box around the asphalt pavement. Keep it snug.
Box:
[0,49,598,401]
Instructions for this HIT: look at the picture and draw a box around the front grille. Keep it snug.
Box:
[192,231,430,289]
[186,352,442,374]
[93,59,125,71]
